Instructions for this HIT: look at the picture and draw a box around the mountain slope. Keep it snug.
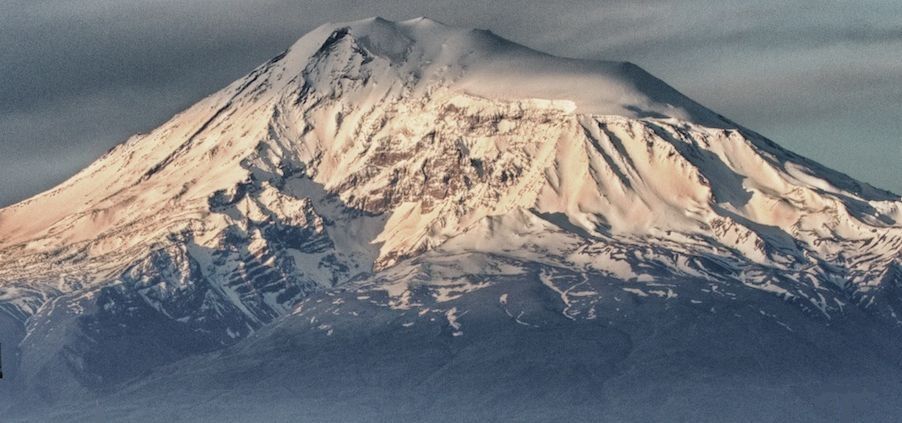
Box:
[1,17,901,421]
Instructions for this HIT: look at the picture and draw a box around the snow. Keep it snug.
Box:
[0,15,899,351]
[623,288,649,298]
[445,307,464,336]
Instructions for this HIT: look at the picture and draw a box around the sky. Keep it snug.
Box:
[1,0,900,207]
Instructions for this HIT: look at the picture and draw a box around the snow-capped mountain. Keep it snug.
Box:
[1,17,901,422]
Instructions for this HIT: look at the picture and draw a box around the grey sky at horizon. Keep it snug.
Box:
[1,0,900,207]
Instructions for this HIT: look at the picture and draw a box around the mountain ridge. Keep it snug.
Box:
[1,14,900,328]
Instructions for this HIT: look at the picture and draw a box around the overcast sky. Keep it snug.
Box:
[1,0,900,207]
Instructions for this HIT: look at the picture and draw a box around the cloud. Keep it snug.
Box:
[0,0,899,206]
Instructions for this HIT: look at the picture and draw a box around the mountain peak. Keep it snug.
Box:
[3,17,902,420]
[0,16,900,337]
[282,17,729,126]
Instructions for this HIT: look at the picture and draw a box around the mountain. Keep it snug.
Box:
[1,17,901,422]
